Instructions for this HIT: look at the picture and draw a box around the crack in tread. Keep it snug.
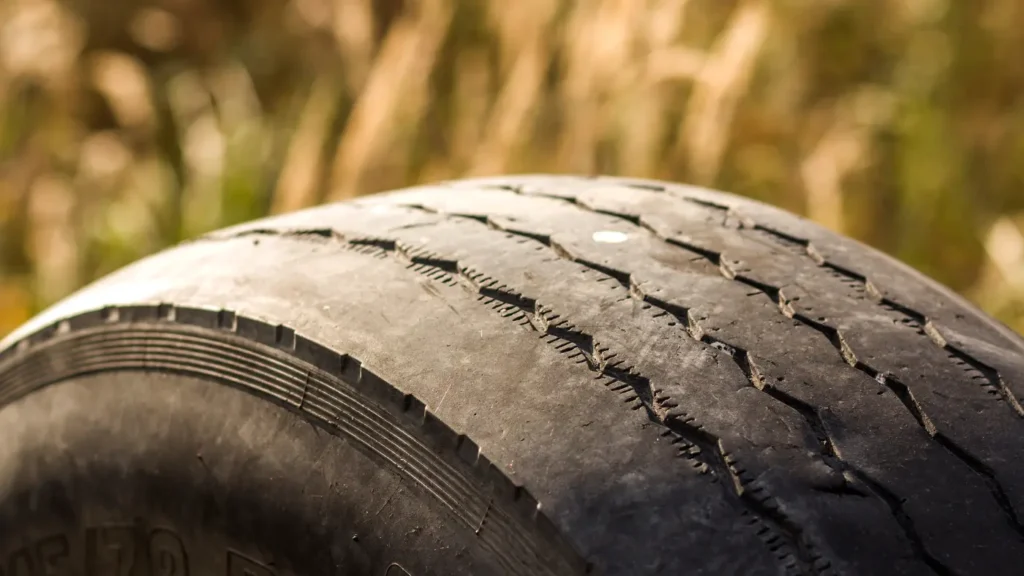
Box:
[508,183,1024,544]
[674,194,1024,421]
[461,184,1024,574]
[527,178,1023,422]
[205,222,814,576]
[654,197,1024,544]
[395,208,827,574]
[924,322,1024,417]
[201,185,1024,573]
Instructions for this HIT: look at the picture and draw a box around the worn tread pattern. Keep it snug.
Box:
[351,178,1024,575]
[505,180,1024,522]
[210,180,1024,575]
[3,175,1024,576]
[2,224,789,575]
[232,227,810,574]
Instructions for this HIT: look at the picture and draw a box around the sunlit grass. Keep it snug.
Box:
[1,0,1022,335]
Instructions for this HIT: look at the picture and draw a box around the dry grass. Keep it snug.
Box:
[1,0,1023,336]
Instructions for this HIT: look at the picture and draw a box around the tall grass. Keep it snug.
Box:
[1,0,1023,335]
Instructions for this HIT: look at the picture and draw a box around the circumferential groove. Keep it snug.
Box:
[218,216,815,569]
[512,183,1024,546]
[386,212,823,574]
[489,184,1024,569]
[616,181,1024,424]
[201,188,1024,573]
[237,213,816,574]
[737,205,1021,421]
[634,294,951,573]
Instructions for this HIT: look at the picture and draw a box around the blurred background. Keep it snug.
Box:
[1,0,1023,337]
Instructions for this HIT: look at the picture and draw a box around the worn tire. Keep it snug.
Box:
[1,175,1023,576]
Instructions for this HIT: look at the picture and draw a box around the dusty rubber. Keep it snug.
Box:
[1,175,1023,576]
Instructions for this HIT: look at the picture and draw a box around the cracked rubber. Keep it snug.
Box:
[2,175,1023,576]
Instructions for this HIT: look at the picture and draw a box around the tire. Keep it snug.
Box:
[1,175,1023,576]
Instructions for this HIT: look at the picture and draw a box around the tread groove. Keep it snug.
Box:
[570,181,1023,423]
[41,177,1020,575]
[693,200,1024,421]
[387,208,828,574]
[635,290,952,576]
[204,224,814,575]
[515,184,1024,546]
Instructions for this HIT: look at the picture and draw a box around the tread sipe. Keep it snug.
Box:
[2,175,1023,576]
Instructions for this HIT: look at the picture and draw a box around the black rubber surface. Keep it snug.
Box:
[2,175,1023,575]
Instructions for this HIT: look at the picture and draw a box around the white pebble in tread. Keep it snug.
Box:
[592,230,629,244]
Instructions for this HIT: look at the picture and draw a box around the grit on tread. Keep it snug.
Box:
[434,180,1024,510]
[211,202,922,574]
[533,182,1024,526]
[3,226,790,576]
[261,217,815,573]
[4,175,1024,576]
[352,182,1024,575]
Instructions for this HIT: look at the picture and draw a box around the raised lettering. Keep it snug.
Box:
[36,536,70,576]
[85,526,137,576]
[226,551,274,576]
[7,547,33,576]
[149,530,188,576]
[384,563,412,576]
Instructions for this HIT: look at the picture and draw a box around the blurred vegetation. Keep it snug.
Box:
[1,0,1023,337]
